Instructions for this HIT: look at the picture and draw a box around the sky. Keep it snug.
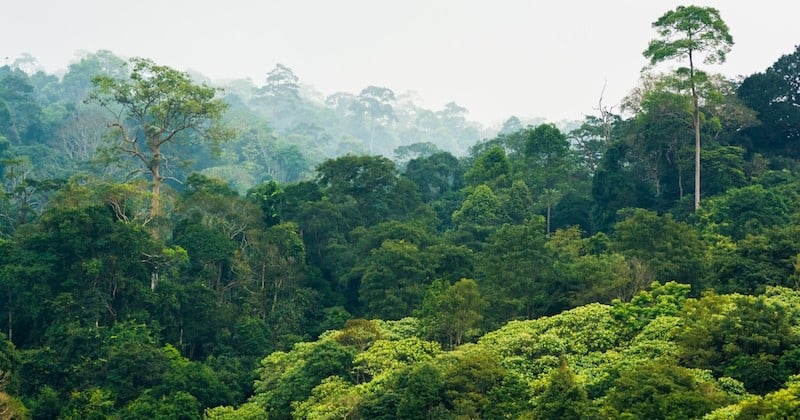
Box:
[3,1,799,126]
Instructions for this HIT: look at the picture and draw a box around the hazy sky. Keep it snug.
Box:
[3,1,799,125]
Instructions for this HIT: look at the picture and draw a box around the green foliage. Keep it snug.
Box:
[315,154,402,225]
[439,347,532,418]
[451,184,503,240]
[702,145,747,196]
[359,361,447,419]
[204,402,267,420]
[60,387,115,420]
[6,30,800,420]
[247,179,284,226]
[331,318,381,352]
[530,358,592,420]
[479,303,623,379]
[548,227,649,306]
[90,57,231,215]
[252,339,355,419]
[612,208,706,287]
[731,376,800,419]
[478,217,556,323]
[0,391,28,420]
[644,5,733,67]
[356,239,432,319]
[710,224,800,293]
[677,291,800,394]
[291,376,360,419]
[464,145,512,189]
[119,391,201,420]
[352,337,441,382]
[738,45,800,159]
[358,346,531,419]
[521,124,578,231]
[416,278,485,349]
[611,281,692,335]
[602,361,730,419]
[404,151,464,203]
[102,322,170,404]
[697,184,790,240]
[0,333,18,393]
[503,179,534,224]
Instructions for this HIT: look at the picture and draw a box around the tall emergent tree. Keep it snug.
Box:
[90,58,230,216]
[643,5,733,210]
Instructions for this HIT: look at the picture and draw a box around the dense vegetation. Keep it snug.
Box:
[2,5,800,418]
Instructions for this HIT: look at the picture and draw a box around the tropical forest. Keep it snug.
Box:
[3,5,800,419]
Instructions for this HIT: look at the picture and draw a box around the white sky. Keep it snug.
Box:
[3,1,799,125]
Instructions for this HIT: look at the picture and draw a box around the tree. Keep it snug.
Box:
[261,64,300,101]
[257,222,308,320]
[451,184,503,244]
[738,45,800,159]
[522,124,576,233]
[633,87,695,204]
[644,5,733,210]
[416,278,485,349]
[612,209,706,289]
[350,86,396,154]
[355,239,432,319]
[90,57,230,216]
[253,64,302,127]
[315,154,410,226]
[602,360,730,419]
[0,333,18,394]
[677,292,800,394]
[252,339,355,420]
[532,358,591,419]
[464,145,512,190]
[404,151,464,203]
[393,141,441,167]
[569,115,614,175]
[499,116,523,135]
[0,67,43,148]
[439,348,531,418]
[591,139,656,231]
[478,217,558,324]
[61,50,127,103]
[696,184,789,241]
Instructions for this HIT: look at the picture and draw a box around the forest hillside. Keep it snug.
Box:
[3,5,800,419]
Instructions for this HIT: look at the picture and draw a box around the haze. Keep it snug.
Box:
[4,0,799,125]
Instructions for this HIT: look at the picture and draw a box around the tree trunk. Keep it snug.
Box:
[151,151,162,217]
[271,276,282,313]
[546,202,552,235]
[689,50,701,210]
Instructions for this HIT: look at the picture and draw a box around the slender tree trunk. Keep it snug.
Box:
[271,276,282,313]
[260,261,268,320]
[689,51,701,210]
[546,202,552,235]
[151,150,162,217]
